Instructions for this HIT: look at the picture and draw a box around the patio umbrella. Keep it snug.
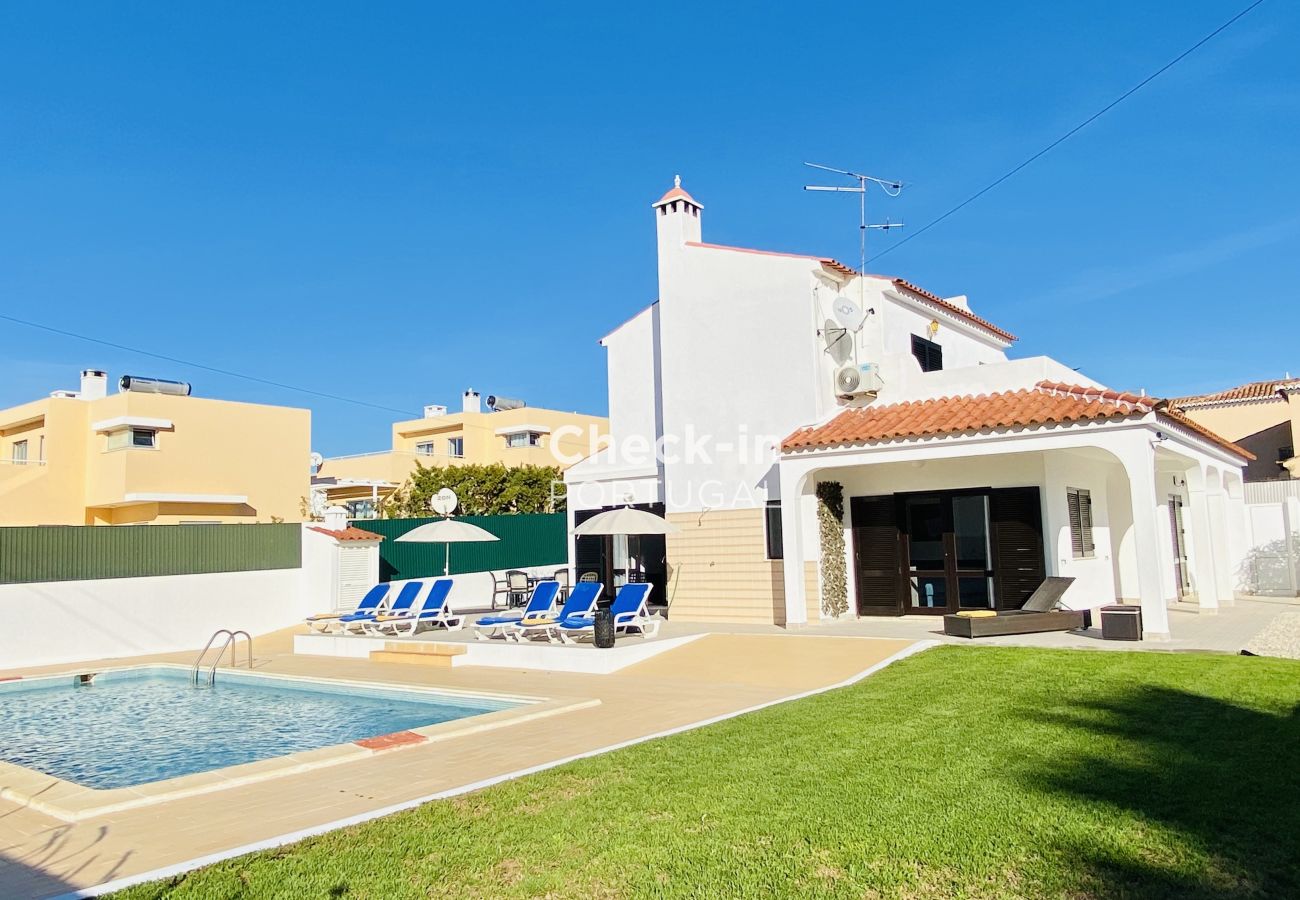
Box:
[396,518,500,576]
[572,507,679,536]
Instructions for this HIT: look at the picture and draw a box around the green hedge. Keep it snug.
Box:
[354,514,566,581]
[0,523,302,584]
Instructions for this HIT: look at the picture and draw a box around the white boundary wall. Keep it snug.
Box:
[0,568,310,670]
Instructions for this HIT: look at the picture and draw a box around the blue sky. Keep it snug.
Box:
[1,1,1295,455]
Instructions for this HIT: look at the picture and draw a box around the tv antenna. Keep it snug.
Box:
[804,162,904,281]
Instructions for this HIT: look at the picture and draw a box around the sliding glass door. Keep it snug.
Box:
[853,487,1042,616]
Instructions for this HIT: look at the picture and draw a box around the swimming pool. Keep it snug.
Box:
[0,666,522,790]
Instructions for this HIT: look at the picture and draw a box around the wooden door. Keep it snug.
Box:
[850,495,904,616]
[989,487,1046,610]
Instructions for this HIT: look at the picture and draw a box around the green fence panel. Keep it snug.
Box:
[0,524,302,584]
[354,514,567,582]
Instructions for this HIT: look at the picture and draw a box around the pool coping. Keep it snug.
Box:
[0,663,599,822]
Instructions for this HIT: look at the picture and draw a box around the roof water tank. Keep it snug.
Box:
[119,375,192,396]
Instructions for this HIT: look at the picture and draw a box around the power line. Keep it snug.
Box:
[867,0,1268,264]
[0,311,417,417]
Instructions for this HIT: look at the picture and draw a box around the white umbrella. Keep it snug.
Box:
[572,507,679,536]
[396,518,500,576]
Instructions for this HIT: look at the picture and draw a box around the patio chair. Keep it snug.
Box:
[365,579,461,636]
[306,583,388,633]
[556,582,659,644]
[505,570,530,608]
[942,576,1086,638]
[338,581,424,634]
[552,568,571,601]
[508,581,603,643]
[472,580,561,641]
[579,571,599,583]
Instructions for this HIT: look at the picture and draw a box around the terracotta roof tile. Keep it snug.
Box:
[890,279,1018,343]
[308,526,385,542]
[782,381,1252,460]
[1168,379,1289,409]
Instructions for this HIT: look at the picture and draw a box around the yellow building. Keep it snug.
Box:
[0,370,310,525]
[1170,378,1299,482]
[315,390,608,516]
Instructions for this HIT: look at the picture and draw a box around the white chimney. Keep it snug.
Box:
[462,390,481,414]
[322,506,349,531]
[424,404,448,418]
[654,175,703,307]
[80,369,108,401]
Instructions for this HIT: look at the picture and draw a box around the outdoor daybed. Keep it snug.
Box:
[943,576,1086,638]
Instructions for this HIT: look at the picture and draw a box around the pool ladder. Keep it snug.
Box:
[192,629,253,686]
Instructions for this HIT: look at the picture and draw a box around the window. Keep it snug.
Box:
[505,431,541,449]
[11,440,27,465]
[911,334,943,372]
[415,441,434,456]
[1066,487,1095,558]
[344,499,378,519]
[106,428,156,450]
[764,499,784,560]
[447,437,464,458]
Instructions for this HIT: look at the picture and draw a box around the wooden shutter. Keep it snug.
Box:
[990,487,1045,610]
[1079,490,1094,555]
[850,495,903,616]
[910,335,943,373]
[1066,488,1094,557]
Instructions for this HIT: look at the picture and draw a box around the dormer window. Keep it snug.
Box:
[911,334,943,373]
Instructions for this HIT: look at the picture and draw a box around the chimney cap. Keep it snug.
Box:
[652,175,702,209]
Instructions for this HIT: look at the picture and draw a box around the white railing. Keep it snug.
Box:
[324,448,465,462]
[1245,480,1300,505]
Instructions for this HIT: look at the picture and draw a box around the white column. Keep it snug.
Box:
[1207,488,1235,606]
[1118,438,1170,638]
[1187,484,1221,610]
[779,464,811,626]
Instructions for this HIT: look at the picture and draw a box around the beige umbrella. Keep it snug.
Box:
[396,518,499,576]
[572,507,679,536]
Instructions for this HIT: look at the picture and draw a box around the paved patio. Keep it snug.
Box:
[0,629,914,898]
[2,595,1292,897]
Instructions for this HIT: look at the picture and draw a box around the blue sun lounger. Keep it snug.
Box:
[306,583,389,633]
[509,581,603,643]
[365,578,461,636]
[473,580,561,640]
[557,582,658,644]
[338,581,423,634]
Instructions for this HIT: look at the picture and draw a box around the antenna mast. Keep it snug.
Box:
[803,162,904,281]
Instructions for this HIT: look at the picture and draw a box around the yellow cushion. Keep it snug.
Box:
[520,616,555,626]
[956,610,997,619]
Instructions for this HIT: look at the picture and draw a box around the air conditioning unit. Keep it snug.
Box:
[834,363,883,398]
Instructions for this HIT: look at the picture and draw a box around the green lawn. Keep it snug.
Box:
[115,647,1300,899]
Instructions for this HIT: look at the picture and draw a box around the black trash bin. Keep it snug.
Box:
[593,608,615,649]
[1100,604,1143,641]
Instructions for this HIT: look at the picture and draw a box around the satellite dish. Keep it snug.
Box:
[832,295,867,332]
[430,488,458,516]
[309,451,324,472]
[822,319,851,365]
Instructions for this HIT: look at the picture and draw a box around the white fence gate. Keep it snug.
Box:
[1243,481,1300,596]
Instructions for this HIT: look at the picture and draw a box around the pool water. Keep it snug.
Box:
[0,667,518,789]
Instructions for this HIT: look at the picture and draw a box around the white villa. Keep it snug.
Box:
[565,177,1253,639]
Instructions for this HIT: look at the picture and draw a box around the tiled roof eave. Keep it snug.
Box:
[781,416,1141,455]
